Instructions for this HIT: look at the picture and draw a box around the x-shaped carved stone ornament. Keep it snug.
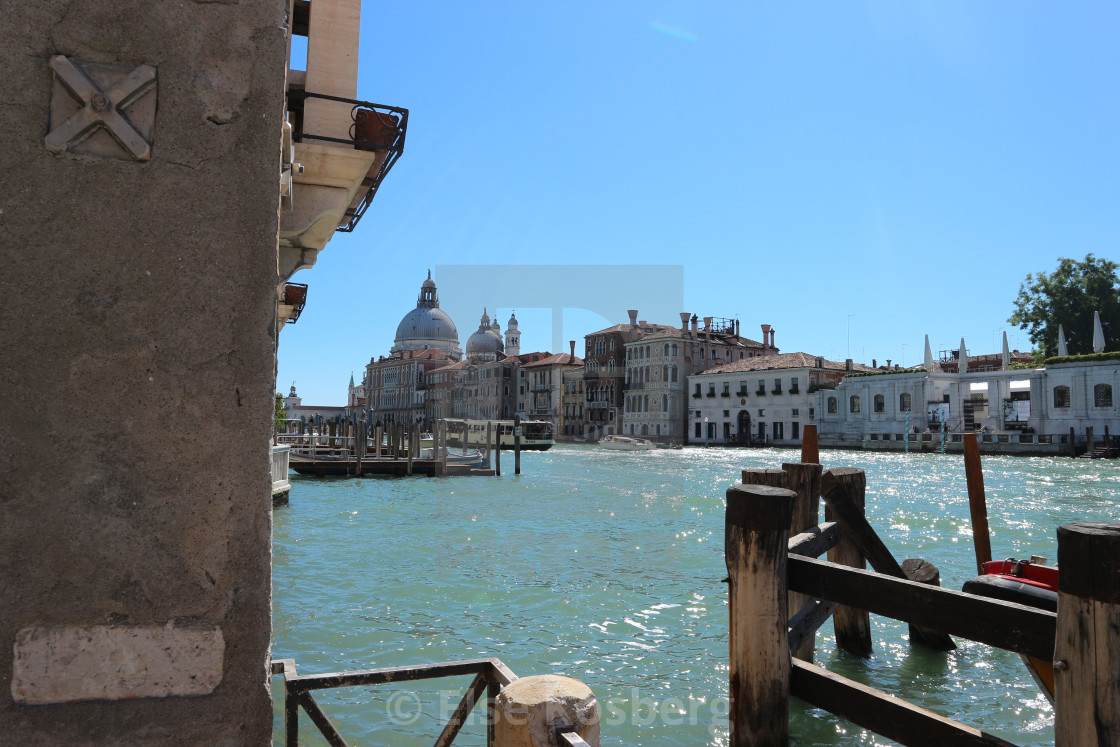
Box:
[45,55,157,161]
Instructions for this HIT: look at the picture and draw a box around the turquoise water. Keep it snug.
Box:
[271,445,1120,746]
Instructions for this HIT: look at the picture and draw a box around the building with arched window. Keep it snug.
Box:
[816,343,1120,454]
[687,353,866,445]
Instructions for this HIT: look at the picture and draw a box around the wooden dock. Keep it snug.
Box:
[724,425,1120,746]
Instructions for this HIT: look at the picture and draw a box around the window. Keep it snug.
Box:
[900,392,912,412]
[773,378,782,394]
[873,394,884,413]
[695,422,702,438]
[694,383,701,397]
[827,397,837,414]
[1053,386,1071,408]
[670,365,677,382]
[850,395,860,413]
[723,410,730,417]
[671,344,677,356]
[1095,384,1113,408]
[792,408,799,416]
[664,344,669,356]
[792,422,799,440]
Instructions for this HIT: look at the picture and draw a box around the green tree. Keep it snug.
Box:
[1009,254,1120,357]
[274,392,287,431]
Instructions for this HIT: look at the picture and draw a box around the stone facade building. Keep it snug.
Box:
[620,312,779,442]
[817,353,1120,453]
[524,343,583,434]
[582,320,651,439]
[689,354,870,445]
[561,368,586,438]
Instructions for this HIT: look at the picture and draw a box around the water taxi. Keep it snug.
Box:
[599,435,656,451]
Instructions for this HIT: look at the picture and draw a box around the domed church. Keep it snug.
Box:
[466,308,505,361]
[390,271,462,360]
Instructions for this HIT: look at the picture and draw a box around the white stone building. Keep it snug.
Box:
[688,353,868,445]
[816,352,1120,454]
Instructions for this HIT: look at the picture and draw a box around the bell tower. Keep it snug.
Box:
[505,312,520,356]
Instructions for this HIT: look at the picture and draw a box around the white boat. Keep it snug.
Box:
[599,435,656,451]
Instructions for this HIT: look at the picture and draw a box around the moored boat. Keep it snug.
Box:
[962,557,1057,701]
[599,435,656,451]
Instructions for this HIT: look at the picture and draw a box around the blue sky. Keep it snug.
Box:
[278,1,1120,405]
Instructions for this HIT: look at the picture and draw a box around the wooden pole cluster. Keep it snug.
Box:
[725,483,796,747]
[1054,522,1120,746]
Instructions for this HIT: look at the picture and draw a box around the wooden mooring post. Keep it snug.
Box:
[406,426,414,476]
[1054,522,1120,746]
[485,421,493,469]
[821,468,872,657]
[963,433,992,574]
[439,420,448,476]
[494,424,501,476]
[725,483,796,747]
[783,462,824,661]
[514,415,521,475]
[801,423,819,465]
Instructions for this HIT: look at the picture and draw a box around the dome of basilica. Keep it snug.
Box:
[390,272,462,359]
[466,308,504,360]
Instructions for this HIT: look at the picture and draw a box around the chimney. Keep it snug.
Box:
[770,328,776,350]
[569,340,575,358]
[872,359,877,368]
[816,357,823,368]
[735,319,740,336]
[845,358,853,372]
[703,316,713,332]
[680,312,690,331]
[885,359,890,368]
[761,324,771,352]
[627,309,638,329]
[691,315,698,337]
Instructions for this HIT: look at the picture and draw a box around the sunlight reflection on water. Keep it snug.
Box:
[273,445,1119,745]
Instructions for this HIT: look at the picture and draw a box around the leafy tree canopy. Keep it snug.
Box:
[1008,254,1120,357]
[274,392,287,430]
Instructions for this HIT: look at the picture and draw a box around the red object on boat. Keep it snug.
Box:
[980,558,1058,591]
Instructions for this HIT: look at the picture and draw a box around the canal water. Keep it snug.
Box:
[272,445,1119,746]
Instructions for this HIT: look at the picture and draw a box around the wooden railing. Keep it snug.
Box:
[725,459,1120,746]
[272,657,517,747]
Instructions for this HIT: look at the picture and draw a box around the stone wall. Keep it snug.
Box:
[0,2,287,743]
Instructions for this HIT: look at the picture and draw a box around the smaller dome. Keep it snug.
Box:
[421,269,436,290]
[507,312,519,330]
[466,309,503,360]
